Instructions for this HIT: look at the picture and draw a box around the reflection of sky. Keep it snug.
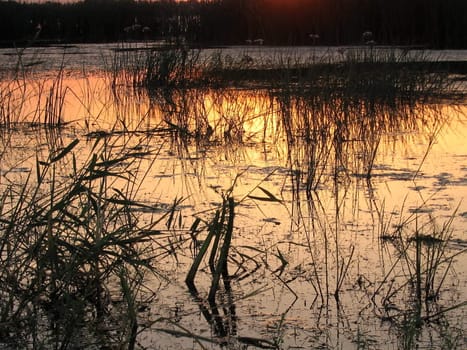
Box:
[2,72,466,225]
[2,44,467,73]
[1,71,466,349]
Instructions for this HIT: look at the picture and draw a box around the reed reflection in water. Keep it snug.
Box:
[0,71,466,349]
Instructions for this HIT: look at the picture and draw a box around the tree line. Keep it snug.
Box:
[0,0,465,48]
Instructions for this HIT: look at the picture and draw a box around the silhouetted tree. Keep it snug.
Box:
[0,0,465,48]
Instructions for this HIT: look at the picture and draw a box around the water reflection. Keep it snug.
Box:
[2,74,465,240]
[1,72,466,349]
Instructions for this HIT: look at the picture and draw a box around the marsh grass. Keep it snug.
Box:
[373,206,466,336]
[1,43,466,349]
[124,50,463,196]
[0,78,27,127]
[0,70,69,127]
[108,44,465,103]
[0,133,179,348]
[108,43,204,89]
[41,69,68,126]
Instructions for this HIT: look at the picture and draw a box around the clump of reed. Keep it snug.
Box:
[0,78,28,127]
[271,47,463,103]
[1,69,69,127]
[109,45,465,108]
[143,46,202,88]
[32,68,68,127]
[0,135,176,348]
[108,43,204,89]
[374,206,466,333]
[104,44,466,123]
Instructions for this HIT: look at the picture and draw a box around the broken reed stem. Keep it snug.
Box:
[209,205,227,274]
[185,196,235,302]
[185,210,220,291]
[208,197,235,302]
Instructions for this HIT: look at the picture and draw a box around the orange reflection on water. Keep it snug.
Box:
[3,73,466,208]
[1,71,466,350]
[2,72,466,212]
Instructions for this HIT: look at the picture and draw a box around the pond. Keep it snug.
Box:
[0,44,466,349]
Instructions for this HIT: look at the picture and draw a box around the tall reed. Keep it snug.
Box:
[109,45,463,100]
[0,78,28,127]
[0,133,177,348]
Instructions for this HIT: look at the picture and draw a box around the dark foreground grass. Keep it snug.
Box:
[0,135,178,348]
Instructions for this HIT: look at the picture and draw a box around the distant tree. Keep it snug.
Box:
[0,0,466,48]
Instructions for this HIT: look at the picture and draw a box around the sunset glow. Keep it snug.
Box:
[1,0,466,348]
[1,0,466,47]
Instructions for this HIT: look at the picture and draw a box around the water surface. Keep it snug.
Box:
[1,45,466,349]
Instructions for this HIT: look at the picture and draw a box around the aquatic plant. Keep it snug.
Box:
[0,134,178,348]
[0,78,27,127]
[1,42,466,349]
[186,193,235,302]
[1,63,69,127]
[373,205,466,337]
[109,44,465,102]
[108,43,204,89]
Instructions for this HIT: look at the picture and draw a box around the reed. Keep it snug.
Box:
[42,69,68,126]
[0,78,28,127]
[108,45,464,103]
[0,133,177,348]
[108,43,204,89]
[374,206,465,333]
[185,195,235,303]
[1,43,465,349]
[0,71,69,128]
